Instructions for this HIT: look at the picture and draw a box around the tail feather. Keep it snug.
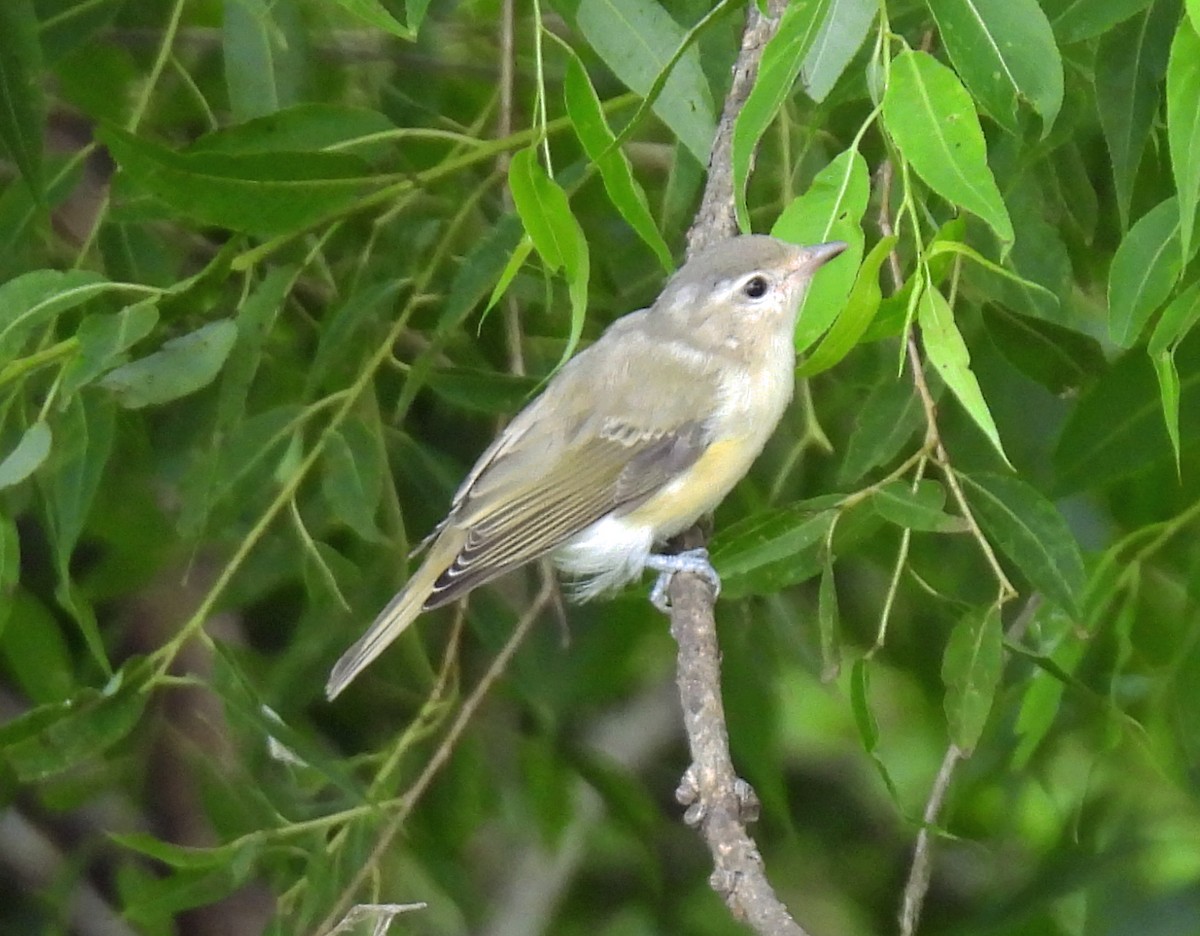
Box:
[325,549,449,700]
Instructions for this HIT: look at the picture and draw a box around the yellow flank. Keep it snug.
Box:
[624,436,758,533]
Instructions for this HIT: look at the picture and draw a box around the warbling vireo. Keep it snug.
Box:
[326,234,846,699]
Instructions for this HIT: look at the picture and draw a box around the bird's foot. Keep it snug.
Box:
[647,548,721,613]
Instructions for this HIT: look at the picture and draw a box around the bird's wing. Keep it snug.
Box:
[423,338,719,608]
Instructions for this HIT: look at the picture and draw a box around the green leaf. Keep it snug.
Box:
[0,269,111,365]
[62,299,160,397]
[0,591,74,703]
[1149,278,1200,355]
[563,51,673,270]
[1152,349,1182,470]
[772,148,869,352]
[439,214,526,330]
[850,659,900,800]
[928,0,1063,136]
[99,320,238,409]
[1053,337,1200,493]
[326,0,417,39]
[426,367,538,414]
[982,305,1106,395]
[0,421,51,490]
[1168,18,1200,261]
[882,50,1014,246]
[509,148,577,274]
[817,551,841,681]
[942,604,1003,753]
[111,833,250,871]
[960,471,1085,616]
[187,104,396,159]
[0,0,44,199]
[1043,0,1153,43]
[732,0,831,228]
[871,479,968,533]
[1108,197,1183,347]
[222,0,302,121]
[801,0,876,103]
[42,394,115,673]
[1191,0,1200,31]
[797,235,895,376]
[507,148,590,365]
[837,375,924,485]
[98,123,380,237]
[0,662,149,782]
[1096,2,1176,228]
[0,516,18,634]
[576,0,716,165]
[711,505,838,598]
[216,267,295,431]
[321,420,385,542]
[918,284,1011,464]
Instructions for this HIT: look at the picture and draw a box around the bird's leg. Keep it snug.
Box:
[646,547,721,612]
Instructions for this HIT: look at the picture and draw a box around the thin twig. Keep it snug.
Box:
[314,578,557,936]
[898,743,963,936]
[669,1,812,934]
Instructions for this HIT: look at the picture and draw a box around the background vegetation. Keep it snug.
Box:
[2,0,1200,934]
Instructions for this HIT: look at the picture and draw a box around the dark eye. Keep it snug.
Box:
[743,275,769,299]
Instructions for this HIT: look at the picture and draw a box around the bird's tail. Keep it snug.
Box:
[325,544,451,700]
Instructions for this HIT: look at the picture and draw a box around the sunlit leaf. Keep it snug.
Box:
[733,0,831,228]
[1167,18,1200,261]
[772,148,869,351]
[918,284,1011,464]
[883,51,1014,246]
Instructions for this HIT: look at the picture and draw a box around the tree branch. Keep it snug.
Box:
[669,3,813,934]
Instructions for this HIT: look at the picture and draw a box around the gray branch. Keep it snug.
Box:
[671,2,814,934]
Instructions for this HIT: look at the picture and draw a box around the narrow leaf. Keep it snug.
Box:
[1096,3,1175,228]
[1108,197,1183,347]
[563,51,673,270]
[0,269,111,365]
[1053,338,1200,493]
[818,552,841,681]
[918,284,1011,464]
[960,471,1086,617]
[0,422,51,490]
[1167,17,1200,261]
[928,0,1063,136]
[62,299,160,397]
[942,604,1003,753]
[1149,279,1200,355]
[1152,350,1182,470]
[732,0,831,228]
[883,51,1014,245]
[798,234,896,376]
[98,124,379,237]
[99,320,239,409]
[0,0,44,199]
[871,479,968,533]
[1043,0,1153,43]
[801,0,875,103]
[576,0,716,164]
[772,148,869,351]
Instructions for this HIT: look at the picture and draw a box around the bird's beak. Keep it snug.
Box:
[794,240,847,274]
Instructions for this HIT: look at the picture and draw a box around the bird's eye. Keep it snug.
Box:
[743,275,769,299]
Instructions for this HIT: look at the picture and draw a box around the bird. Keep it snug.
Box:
[326,233,847,699]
